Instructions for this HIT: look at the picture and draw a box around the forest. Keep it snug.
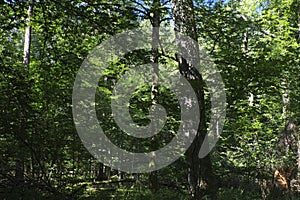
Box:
[1,0,300,199]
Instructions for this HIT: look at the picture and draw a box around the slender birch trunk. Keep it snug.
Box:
[149,0,161,193]
[23,2,32,68]
[16,1,33,186]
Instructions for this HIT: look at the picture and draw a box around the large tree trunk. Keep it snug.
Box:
[149,0,161,193]
[170,0,217,199]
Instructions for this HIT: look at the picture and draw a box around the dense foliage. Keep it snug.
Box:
[1,0,300,199]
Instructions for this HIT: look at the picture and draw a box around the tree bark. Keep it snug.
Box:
[297,0,300,183]
[16,1,33,186]
[170,0,217,199]
[23,2,32,68]
[149,0,161,193]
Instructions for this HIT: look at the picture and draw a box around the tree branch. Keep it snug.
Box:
[238,14,276,38]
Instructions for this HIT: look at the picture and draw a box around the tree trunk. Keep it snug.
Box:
[16,1,33,186]
[297,0,300,183]
[149,0,161,193]
[170,0,217,199]
[23,2,32,68]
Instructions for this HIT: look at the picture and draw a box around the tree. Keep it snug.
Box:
[0,0,138,198]
[149,0,161,193]
[170,0,217,198]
